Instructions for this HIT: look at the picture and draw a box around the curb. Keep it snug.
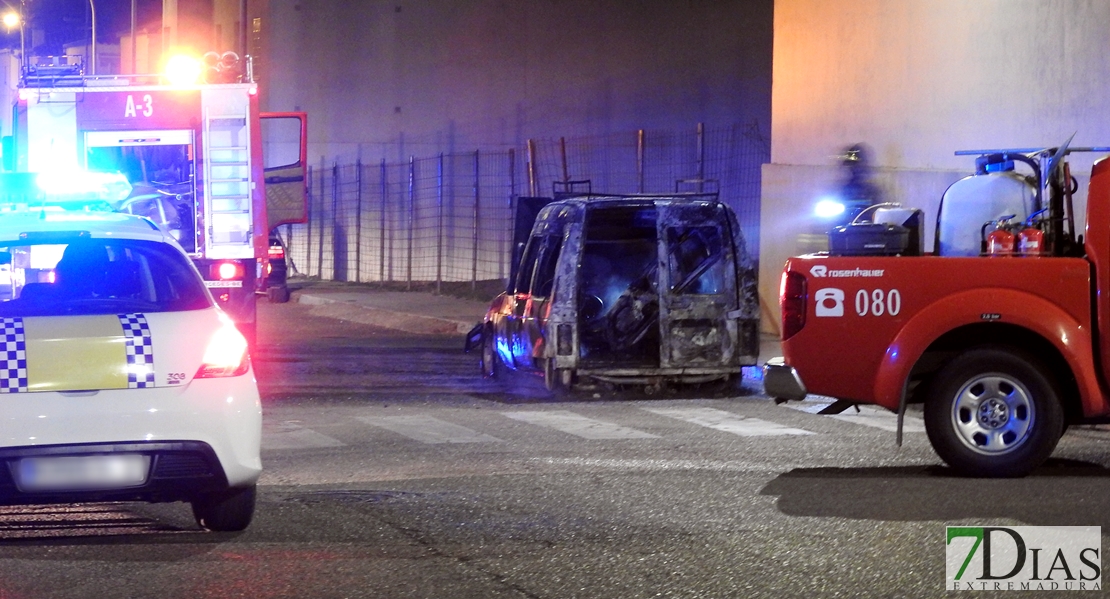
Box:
[296,293,477,336]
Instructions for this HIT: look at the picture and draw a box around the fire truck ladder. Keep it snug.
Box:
[203,107,254,259]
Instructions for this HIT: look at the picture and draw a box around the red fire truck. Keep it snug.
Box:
[8,56,308,345]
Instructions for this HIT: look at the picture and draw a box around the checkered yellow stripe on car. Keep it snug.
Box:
[0,314,155,393]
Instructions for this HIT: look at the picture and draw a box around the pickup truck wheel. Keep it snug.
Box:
[923,348,1064,478]
[480,327,503,379]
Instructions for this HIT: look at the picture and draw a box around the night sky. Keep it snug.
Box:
[19,0,162,54]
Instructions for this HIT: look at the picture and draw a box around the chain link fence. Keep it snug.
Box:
[283,122,768,288]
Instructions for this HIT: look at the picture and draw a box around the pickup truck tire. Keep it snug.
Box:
[923,347,1064,478]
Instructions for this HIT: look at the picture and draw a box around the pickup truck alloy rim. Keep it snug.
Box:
[951,374,1034,454]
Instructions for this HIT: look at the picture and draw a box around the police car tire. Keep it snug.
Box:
[192,485,257,532]
[923,347,1064,478]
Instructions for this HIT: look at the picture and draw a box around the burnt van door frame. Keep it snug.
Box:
[519,232,563,369]
[507,234,542,368]
[655,201,739,369]
[508,197,555,292]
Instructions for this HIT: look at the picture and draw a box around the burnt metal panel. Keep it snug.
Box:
[508,196,555,291]
[656,200,738,369]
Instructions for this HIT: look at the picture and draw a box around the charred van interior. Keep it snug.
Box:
[579,204,661,368]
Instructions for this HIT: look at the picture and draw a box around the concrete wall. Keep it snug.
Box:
[760,0,1110,332]
[260,0,773,165]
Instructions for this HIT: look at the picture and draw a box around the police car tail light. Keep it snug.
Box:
[781,271,807,341]
[196,323,249,378]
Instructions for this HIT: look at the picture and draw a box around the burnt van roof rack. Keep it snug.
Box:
[675,178,720,195]
[553,180,592,198]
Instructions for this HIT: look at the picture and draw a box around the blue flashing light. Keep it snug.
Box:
[815,198,847,219]
[35,170,133,203]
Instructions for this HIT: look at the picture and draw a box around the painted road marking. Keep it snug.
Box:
[263,421,346,450]
[501,410,659,440]
[644,407,814,436]
[357,415,504,444]
[783,401,926,433]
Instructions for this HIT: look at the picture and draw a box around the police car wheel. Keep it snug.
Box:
[923,347,1063,478]
[192,485,257,532]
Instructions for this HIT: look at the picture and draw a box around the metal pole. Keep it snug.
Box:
[327,161,336,280]
[472,150,480,291]
[305,166,313,276]
[88,0,96,75]
[560,137,569,183]
[527,139,538,197]
[130,0,136,73]
[436,153,444,295]
[637,129,645,193]
[505,148,515,282]
[355,159,363,282]
[380,159,387,282]
[317,157,326,278]
[696,122,705,193]
[407,156,415,291]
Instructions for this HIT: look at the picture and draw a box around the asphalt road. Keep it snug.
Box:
[0,299,1109,598]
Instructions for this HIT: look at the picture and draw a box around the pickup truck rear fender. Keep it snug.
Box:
[873,288,1102,416]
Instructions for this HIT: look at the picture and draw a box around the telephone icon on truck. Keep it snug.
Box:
[815,288,845,317]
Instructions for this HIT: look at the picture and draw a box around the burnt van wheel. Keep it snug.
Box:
[480,327,503,379]
[544,358,573,393]
[923,347,1063,478]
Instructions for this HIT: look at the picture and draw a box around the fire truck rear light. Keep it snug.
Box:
[248,84,258,96]
[195,323,249,378]
[781,271,807,340]
[214,262,242,280]
[18,88,33,102]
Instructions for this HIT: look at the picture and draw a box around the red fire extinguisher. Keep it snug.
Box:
[1017,209,1047,256]
[985,215,1017,256]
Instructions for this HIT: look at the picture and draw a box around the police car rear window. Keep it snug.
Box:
[0,239,211,317]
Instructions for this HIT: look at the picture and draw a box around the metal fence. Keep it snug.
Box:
[284,122,768,287]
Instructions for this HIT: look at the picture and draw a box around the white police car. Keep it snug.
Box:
[0,207,261,532]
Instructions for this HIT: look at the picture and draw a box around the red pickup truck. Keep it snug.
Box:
[764,144,1110,477]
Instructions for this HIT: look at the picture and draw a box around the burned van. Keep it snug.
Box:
[466,192,759,392]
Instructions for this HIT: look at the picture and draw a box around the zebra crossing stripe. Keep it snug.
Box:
[357,415,504,444]
[644,407,814,436]
[262,421,346,450]
[501,410,659,440]
[782,401,926,433]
